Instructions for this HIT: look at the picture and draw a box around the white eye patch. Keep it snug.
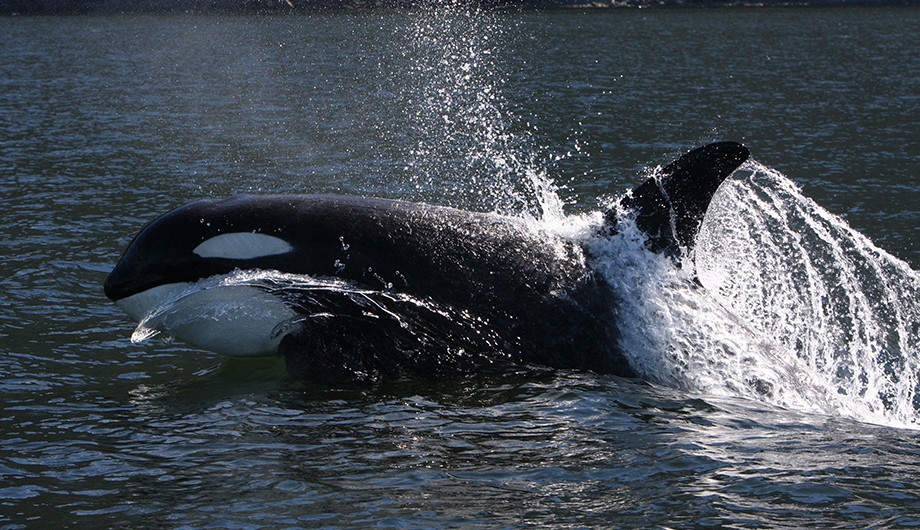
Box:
[193,232,293,260]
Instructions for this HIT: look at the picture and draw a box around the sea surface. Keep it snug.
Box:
[2,6,920,529]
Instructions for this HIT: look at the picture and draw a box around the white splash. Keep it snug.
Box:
[396,5,564,222]
[584,208,841,413]
[696,162,920,427]
[579,161,920,428]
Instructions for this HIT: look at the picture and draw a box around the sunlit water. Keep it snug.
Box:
[3,6,920,529]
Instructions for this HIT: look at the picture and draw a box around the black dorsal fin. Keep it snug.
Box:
[606,141,749,258]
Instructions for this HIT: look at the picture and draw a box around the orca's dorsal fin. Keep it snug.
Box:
[606,141,749,259]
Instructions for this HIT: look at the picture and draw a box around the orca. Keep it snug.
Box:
[104,142,749,383]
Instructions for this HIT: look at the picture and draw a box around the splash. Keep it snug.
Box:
[585,204,847,419]
[696,162,920,426]
[589,160,920,428]
[394,5,564,221]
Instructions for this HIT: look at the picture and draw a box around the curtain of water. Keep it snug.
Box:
[693,163,920,426]
[583,161,920,428]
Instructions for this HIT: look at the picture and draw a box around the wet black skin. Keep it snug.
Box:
[105,142,749,383]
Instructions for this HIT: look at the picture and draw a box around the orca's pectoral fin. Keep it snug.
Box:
[607,141,750,258]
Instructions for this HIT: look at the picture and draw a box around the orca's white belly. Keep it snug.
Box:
[116,281,297,357]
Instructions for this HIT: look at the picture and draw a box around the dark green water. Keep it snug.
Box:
[2,7,920,529]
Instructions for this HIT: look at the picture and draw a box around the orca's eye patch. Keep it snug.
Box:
[193,232,293,260]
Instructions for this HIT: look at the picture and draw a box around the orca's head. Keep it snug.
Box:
[104,195,345,357]
[106,196,297,308]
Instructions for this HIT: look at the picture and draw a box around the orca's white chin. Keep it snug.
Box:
[115,281,299,358]
[116,283,188,322]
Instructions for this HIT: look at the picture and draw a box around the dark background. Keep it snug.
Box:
[3,0,918,16]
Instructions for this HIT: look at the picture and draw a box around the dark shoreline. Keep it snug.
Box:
[2,0,918,15]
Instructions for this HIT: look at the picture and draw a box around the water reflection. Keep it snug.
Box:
[74,372,900,527]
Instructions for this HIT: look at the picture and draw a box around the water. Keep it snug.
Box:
[2,6,920,529]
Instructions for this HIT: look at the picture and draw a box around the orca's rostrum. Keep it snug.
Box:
[105,142,749,383]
